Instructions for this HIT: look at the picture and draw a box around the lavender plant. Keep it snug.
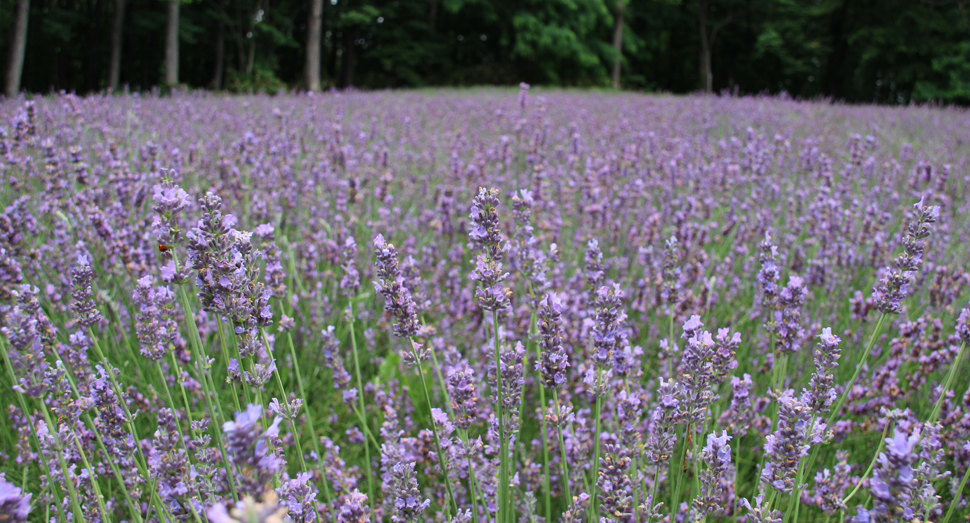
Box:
[0,89,967,523]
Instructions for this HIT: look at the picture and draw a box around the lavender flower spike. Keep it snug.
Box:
[0,473,32,523]
[373,233,420,340]
[535,292,569,389]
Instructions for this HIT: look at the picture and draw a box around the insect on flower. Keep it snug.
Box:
[158,244,169,253]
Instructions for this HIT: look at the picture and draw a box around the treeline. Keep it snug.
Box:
[1,0,969,103]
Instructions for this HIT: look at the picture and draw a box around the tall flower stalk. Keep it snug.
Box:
[467,187,513,523]
[374,232,458,516]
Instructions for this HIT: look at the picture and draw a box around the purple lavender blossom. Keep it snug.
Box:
[335,489,371,523]
[757,231,780,314]
[585,239,605,291]
[773,275,806,354]
[70,250,102,328]
[388,462,429,523]
[560,493,591,523]
[912,423,949,516]
[277,472,318,523]
[373,234,420,339]
[762,390,821,494]
[224,404,286,497]
[692,431,733,519]
[590,283,629,378]
[535,293,569,389]
[803,450,854,515]
[518,82,530,110]
[340,236,360,298]
[490,341,526,436]
[864,430,920,522]
[597,443,633,523]
[151,177,191,248]
[805,327,842,416]
[956,307,970,344]
[468,187,511,311]
[740,493,781,523]
[321,325,352,388]
[647,377,681,466]
[0,473,32,523]
[133,275,180,361]
[661,235,682,307]
[2,286,51,397]
[872,199,939,314]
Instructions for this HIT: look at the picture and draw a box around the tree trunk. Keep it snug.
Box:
[245,0,261,77]
[340,28,355,87]
[823,0,851,99]
[4,0,30,98]
[305,0,323,91]
[612,0,625,89]
[212,2,225,89]
[235,7,247,73]
[247,36,256,76]
[108,0,125,91]
[164,0,179,85]
[698,0,712,93]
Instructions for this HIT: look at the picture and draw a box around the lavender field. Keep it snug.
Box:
[1,87,969,523]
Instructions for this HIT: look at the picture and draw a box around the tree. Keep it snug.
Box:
[4,0,30,97]
[165,0,180,85]
[612,0,625,88]
[212,0,227,89]
[306,0,323,91]
[511,0,613,85]
[109,0,126,91]
[696,0,732,93]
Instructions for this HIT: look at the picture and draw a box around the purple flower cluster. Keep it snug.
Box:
[1,90,969,523]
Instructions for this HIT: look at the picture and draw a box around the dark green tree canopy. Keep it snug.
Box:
[1,0,968,103]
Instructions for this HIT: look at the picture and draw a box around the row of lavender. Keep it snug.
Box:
[0,87,969,523]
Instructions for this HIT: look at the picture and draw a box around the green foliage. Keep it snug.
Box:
[2,0,970,103]
[226,65,287,93]
[511,0,612,84]
[914,42,970,104]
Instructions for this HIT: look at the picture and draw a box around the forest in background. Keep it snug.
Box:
[2,0,970,104]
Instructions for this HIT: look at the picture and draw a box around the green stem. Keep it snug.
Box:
[215,315,244,411]
[61,362,143,523]
[841,421,891,506]
[930,341,966,424]
[426,336,485,521]
[530,308,553,523]
[647,463,661,523]
[691,422,703,520]
[553,390,573,502]
[782,413,819,523]
[168,351,199,439]
[589,388,603,523]
[68,425,113,523]
[826,314,886,429]
[37,400,87,523]
[172,284,239,498]
[86,331,178,517]
[261,330,309,476]
[667,313,674,379]
[409,336,458,516]
[672,424,689,521]
[943,455,970,523]
[733,433,740,523]
[156,359,191,442]
[347,305,376,512]
[283,328,333,508]
[492,310,510,523]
